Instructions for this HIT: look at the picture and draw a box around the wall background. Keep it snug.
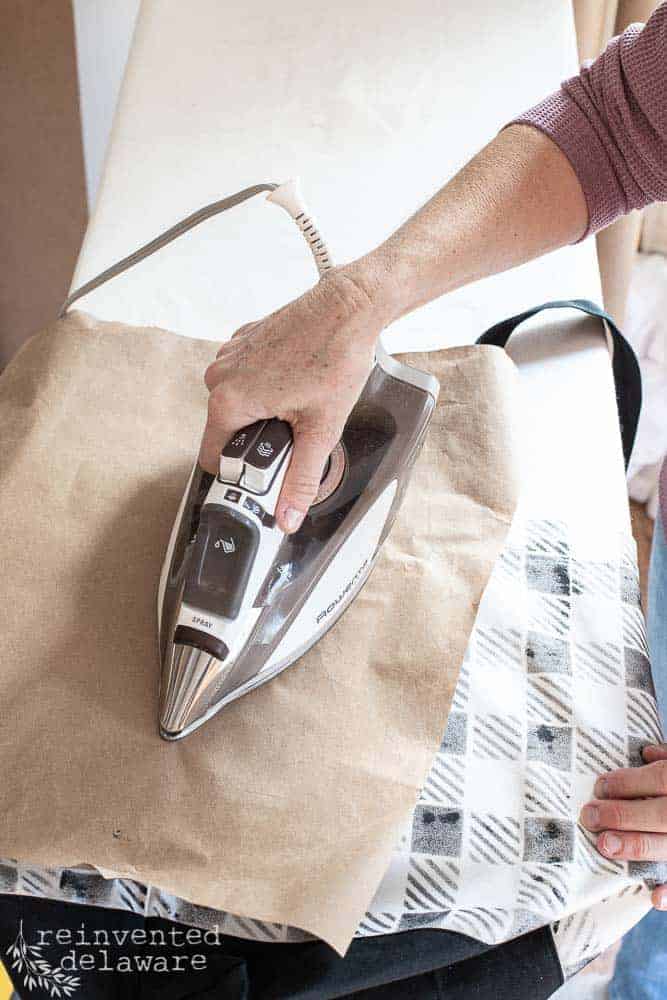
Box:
[72,0,140,206]
[0,1,87,366]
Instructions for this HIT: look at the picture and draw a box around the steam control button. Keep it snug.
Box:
[184,505,260,620]
[219,421,265,484]
[242,420,292,494]
[246,420,292,469]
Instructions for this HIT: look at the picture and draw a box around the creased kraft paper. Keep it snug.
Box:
[0,311,520,953]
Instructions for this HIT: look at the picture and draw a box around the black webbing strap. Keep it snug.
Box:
[476,299,642,469]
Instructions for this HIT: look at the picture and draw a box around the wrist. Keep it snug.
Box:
[334,254,404,336]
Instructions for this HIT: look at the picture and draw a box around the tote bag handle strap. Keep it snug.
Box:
[476,299,642,470]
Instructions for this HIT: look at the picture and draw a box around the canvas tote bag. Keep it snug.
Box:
[0,199,521,954]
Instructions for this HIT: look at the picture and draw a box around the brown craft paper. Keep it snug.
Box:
[0,311,520,953]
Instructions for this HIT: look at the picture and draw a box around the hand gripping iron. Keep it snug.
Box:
[61,180,439,741]
[151,181,440,739]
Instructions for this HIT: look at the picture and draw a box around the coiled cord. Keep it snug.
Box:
[61,179,334,315]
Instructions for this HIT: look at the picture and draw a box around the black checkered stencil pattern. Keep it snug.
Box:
[358,517,665,964]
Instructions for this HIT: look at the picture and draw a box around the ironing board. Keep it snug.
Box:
[70,0,629,525]
[66,0,642,980]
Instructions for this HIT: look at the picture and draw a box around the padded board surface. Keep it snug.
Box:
[71,0,602,347]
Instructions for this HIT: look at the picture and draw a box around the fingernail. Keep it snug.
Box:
[601,832,623,857]
[282,507,303,533]
[580,804,600,829]
[653,888,667,910]
[594,778,608,799]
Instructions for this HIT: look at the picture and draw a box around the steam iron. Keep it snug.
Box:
[157,182,440,740]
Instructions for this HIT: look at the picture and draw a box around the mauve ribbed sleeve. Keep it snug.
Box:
[511,2,667,240]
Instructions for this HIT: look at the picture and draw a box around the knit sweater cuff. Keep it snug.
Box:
[509,86,626,243]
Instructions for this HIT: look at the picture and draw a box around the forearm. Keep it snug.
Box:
[348,124,588,327]
[351,1,667,329]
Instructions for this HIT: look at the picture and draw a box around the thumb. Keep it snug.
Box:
[276,424,338,533]
[643,743,667,763]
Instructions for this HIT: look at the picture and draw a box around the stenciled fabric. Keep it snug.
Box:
[2,513,662,980]
[360,513,664,979]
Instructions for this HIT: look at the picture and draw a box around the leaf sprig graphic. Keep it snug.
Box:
[6,921,81,997]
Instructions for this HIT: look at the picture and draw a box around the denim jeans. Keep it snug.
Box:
[610,512,667,1000]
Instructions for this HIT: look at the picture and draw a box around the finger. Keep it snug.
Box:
[204,359,225,391]
[275,425,338,533]
[581,797,667,834]
[594,759,667,800]
[198,390,255,475]
[651,885,667,910]
[198,421,237,475]
[594,830,667,863]
[643,744,667,763]
[207,342,258,390]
